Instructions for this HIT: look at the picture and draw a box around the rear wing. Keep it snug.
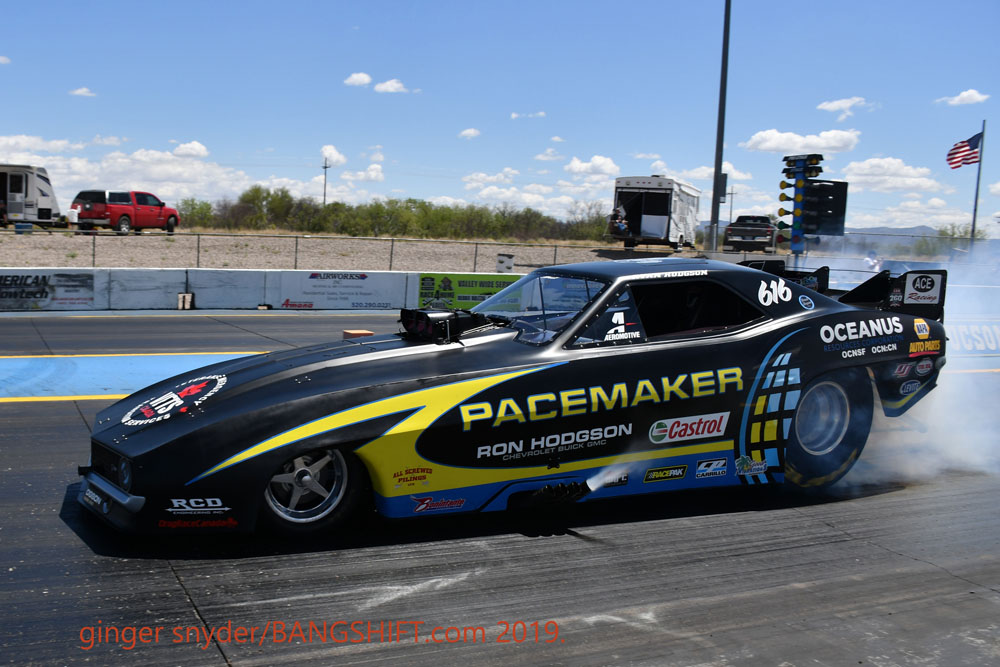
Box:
[739,260,829,293]
[739,260,947,322]
[876,270,947,322]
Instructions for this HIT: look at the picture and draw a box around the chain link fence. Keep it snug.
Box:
[0,230,648,272]
[1,228,996,277]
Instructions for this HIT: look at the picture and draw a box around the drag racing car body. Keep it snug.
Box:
[77,258,948,534]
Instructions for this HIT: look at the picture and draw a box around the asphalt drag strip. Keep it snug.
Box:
[2,398,999,665]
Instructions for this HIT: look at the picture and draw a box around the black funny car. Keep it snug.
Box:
[78,257,947,534]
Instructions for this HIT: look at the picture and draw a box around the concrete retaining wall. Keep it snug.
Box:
[0,268,517,312]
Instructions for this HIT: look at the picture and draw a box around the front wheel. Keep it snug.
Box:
[785,368,873,488]
[259,447,369,535]
[115,215,131,235]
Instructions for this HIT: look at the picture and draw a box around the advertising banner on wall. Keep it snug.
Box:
[417,273,520,309]
[0,271,95,310]
[276,271,407,310]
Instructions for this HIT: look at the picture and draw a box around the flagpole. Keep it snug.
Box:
[970,119,985,246]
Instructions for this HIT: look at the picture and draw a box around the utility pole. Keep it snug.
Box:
[709,0,732,253]
[322,158,330,207]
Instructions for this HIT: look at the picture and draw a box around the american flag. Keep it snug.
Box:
[946,132,983,169]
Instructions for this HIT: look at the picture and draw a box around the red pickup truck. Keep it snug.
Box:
[71,190,180,234]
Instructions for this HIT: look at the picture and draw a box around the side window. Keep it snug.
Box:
[135,193,150,205]
[571,288,646,347]
[109,192,132,204]
[630,280,766,339]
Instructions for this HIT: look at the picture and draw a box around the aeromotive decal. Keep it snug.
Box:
[187,364,562,484]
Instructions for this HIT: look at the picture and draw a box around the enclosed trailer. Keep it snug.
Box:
[0,165,64,228]
[609,175,700,249]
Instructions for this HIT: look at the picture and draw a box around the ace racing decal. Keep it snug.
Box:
[122,375,227,426]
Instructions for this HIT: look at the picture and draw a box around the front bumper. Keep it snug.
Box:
[77,467,146,531]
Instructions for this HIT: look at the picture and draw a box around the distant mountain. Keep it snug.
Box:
[698,220,941,237]
[845,225,938,236]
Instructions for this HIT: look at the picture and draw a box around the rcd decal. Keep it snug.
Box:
[758,278,792,306]
[166,498,231,515]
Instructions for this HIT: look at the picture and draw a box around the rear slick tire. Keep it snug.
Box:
[785,368,873,489]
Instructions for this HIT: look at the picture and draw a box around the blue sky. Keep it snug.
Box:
[2,0,997,235]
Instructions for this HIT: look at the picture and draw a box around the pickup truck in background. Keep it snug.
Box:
[71,190,180,235]
[721,215,776,252]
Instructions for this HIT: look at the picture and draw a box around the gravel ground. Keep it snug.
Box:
[0,229,680,272]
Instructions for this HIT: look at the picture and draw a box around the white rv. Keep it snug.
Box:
[0,165,64,227]
[609,175,700,249]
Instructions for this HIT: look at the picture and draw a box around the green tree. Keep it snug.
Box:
[237,185,270,229]
[177,198,215,228]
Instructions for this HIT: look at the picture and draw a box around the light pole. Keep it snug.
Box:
[709,0,732,253]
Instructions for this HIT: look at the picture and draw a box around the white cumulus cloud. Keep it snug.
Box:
[740,128,860,153]
[633,152,661,159]
[321,144,348,166]
[69,87,96,97]
[475,186,546,209]
[463,168,519,190]
[989,181,1000,196]
[0,56,10,65]
[817,96,869,122]
[551,136,565,143]
[91,135,123,146]
[849,197,973,231]
[173,141,209,158]
[841,157,945,193]
[458,128,480,140]
[564,155,620,177]
[679,161,752,181]
[427,195,469,207]
[0,134,85,153]
[935,89,989,105]
[534,147,564,161]
[511,111,546,119]
[341,164,384,182]
[344,72,372,86]
[374,78,408,93]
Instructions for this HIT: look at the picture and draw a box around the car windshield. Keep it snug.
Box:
[472,272,609,344]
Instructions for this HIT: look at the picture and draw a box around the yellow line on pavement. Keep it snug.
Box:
[0,395,128,403]
[942,368,1000,374]
[0,351,267,359]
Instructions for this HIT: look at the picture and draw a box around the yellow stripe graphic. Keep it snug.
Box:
[0,394,128,403]
[189,364,560,484]
[0,351,266,359]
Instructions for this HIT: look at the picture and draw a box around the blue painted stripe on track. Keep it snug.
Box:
[0,353,255,398]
